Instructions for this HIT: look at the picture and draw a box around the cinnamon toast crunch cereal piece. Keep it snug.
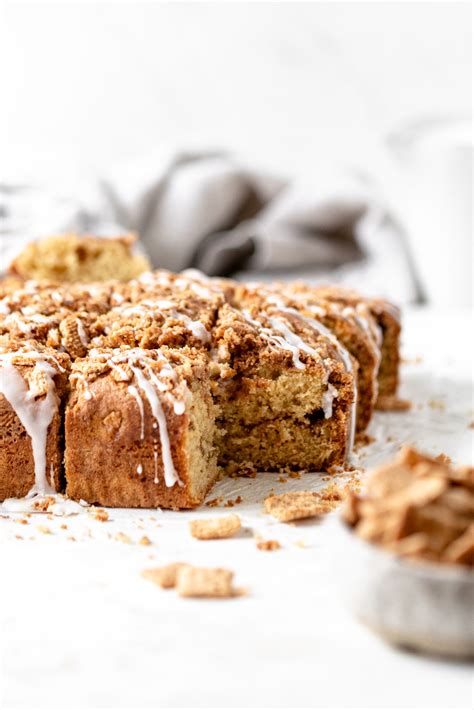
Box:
[176,566,235,598]
[189,514,241,540]
[264,491,331,522]
[142,563,188,589]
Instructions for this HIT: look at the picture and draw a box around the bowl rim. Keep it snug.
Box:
[332,513,474,582]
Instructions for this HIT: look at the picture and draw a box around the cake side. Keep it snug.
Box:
[65,347,219,509]
[308,285,401,403]
[0,343,70,501]
[211,302,355,473]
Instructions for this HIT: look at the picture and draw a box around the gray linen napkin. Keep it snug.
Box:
[0,152,420,302]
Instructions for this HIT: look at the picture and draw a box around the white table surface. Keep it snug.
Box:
[0,308,473,709]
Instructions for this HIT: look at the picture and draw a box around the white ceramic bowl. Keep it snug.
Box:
[331,515,474,659]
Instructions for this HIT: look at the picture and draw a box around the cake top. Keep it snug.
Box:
[9,233,150,283]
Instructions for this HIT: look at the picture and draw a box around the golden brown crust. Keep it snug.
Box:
[0,346,70,499]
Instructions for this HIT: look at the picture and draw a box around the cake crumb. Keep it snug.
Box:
[32,496,55,512]
[139,535,152,546]
[205,497,223,508]
[428,398,446,411]
[189,514,241,540]
[91,508,109,522]
[37,525,52,535]
[256,539,281,551]
[264,491,331,522]
[115,531,131,544]
[224,496,243,508]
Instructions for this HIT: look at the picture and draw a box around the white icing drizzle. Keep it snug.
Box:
[4,312,54,334]
[0,354,60,497]
[136,463,143,476]
[321,383,339,419]
[111,292,124,305]
[51,291,63,305]
[260,296,357,457]
[88,348,185,488]
[179,269,216,298]
[130,364,179,487]
[137,271,155,285]
[0,298,11,315]
[153,446,159,484]
[115,300,211,343]
[276,306,357,456]
[0,493,86,516]
[175,313,210,343]
[0,349,65,372]
[267,316,318,370]
[241,310,315,370]
[70,372,93,400]
[75,318,89,347]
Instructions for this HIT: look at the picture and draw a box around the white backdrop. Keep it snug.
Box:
[0,1,472,305]
[0,1,471,179]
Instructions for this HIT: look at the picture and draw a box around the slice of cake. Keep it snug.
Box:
[233,282,382,432]
[0,343,70,500]
[308,285,401,405]
[65,347,218,508]
[211,302,356,473]
[9,233,150,283]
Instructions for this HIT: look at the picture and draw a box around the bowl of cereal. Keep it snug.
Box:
[333,448,474,659]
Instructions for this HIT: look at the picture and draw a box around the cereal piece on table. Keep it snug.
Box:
[189,514,241,540]
[176,566,235,598]
[256,539,281,551]
[91,508,109,522]
[142,563,188,589]
[264,491,331,522]
[375,396,412,412]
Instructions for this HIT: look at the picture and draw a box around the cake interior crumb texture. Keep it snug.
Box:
[0,266,401,509]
